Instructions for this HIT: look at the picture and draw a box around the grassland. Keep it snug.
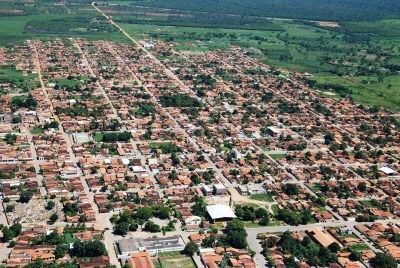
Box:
[0,65,39,93]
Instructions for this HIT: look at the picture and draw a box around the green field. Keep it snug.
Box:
[30,127,45,134]
[249,193,274,202]
[0,1,128,46]
[94,133,104,142]
[0,65,39,93]
[347,243,370,252]
[157,252,196,268]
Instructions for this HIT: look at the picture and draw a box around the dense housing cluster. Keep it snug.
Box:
[0,8,399,268]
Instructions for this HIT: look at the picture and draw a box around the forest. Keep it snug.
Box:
[104,0,400,21]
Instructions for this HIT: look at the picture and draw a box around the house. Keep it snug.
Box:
[307,228,340,248]
[124,252,154,268]
[184,215,201,226]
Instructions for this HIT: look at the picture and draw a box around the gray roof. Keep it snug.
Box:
[118,235,184,253]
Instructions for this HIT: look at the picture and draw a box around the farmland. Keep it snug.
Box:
[0,0,127,46]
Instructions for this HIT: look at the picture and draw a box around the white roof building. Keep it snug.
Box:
[379,166,397,175]
[121,158,130,165]
[206,204,236,221]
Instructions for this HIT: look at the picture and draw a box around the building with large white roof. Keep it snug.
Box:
[206,204,236,222]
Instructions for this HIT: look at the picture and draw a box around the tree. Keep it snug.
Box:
[19,189,34,203]
[49,213,59,223]
[328,242,341,253]
[224,219,247,249]
[144,221,161,233]
[191,196,207,217]
[54,245,67,259]
[370,253,397,268]
[114,222,129,236]
[156,206,171,220]
[129,222,138,232]
[45,200,55,210]
[318,247,338,265]
[183,241,198,256]
[259,216,270,226]
[10,223,22,237]
[190,174,201,185]
[79,215,87,223]
[235,205,256,222]
[71,240,107,257]
[202,236,216,248]
[5,205,15,213]
[349,250,361,261]
[256,208,269,219]
[282,183,299,195]
[134,207,153,224]
[2,227,14,242]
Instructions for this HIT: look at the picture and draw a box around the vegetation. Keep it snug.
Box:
[94,131,132,142]
[3,134,17,145]
[370,252,397,268]
[277,231,337,266]
[275,208,314,225]
[46,201,56,210]
[56,104,104,118]
[191,195,207,217]
[19,189,34,203]
[157,252,196,268]
[110,0,400,21]
[2,223,22,242]
[10,94,37,111]
[282,184,299,196]
[70,240,107,257]
[132,102,156,116]
[183,241,198,256]
[0,1,127,46]
[23,260,77,268]
[111,205,172,235]
[0,65,38,92]
[234,205,270,225]
[150,142,181,154]
[223,219,247,249]
[160,94,202,107]
[249,193,274,202]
